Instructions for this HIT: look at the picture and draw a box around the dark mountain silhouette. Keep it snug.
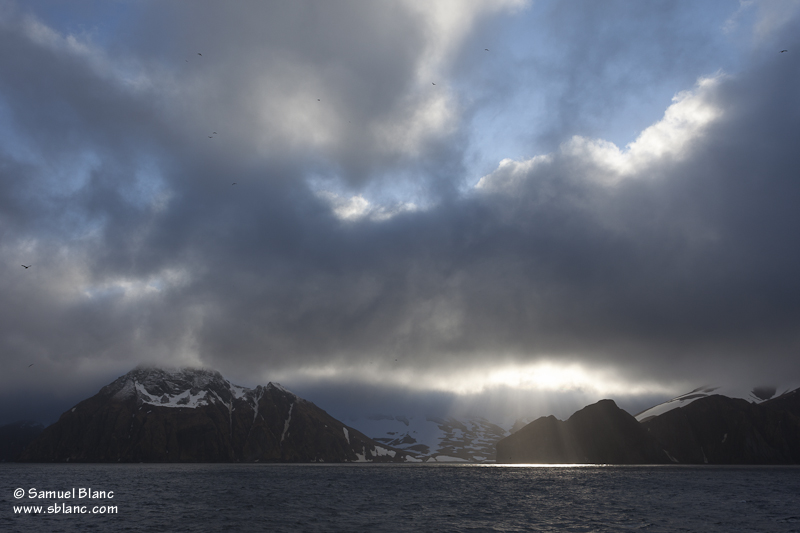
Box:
[0,421,44,461]
[496,399,667,463]
[498,390,800,464]
[18,367,406,463]
[642,392,800,464]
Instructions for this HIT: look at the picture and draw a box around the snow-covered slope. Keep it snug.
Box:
[107,366,277,411]
[346,414,522,463]
[634,384,793,422]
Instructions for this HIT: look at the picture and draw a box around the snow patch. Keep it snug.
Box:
[145,387,210,408]
[117,370,268,410]
[230,384,248,400]
[251,388,263,425]
[134,382,156,403]
[353,447,368,462]
[347,414,507,463]
[112,379,136,401]
[281,402,294,444]
[372,445,396,458]
[429,455,469,463]
[634,384,794,422]
[270,382,295,396]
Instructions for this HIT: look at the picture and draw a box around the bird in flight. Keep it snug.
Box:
[197,53,202,56]
[432,82,436,85]
[232,182,236,185]
[781,49,788,53]
[21,264,30,269]
[485,48,489,51]
[28,364,34,367]
[213,132,217,134]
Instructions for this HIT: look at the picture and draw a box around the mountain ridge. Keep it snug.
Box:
[498,388,800,464]
[496,399,667,464]
[19,366,409,463]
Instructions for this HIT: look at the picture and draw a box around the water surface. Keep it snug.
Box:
[2,463,799,532]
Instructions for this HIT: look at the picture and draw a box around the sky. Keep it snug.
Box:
[1,0,799,426]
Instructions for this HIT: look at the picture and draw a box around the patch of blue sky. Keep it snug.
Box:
[118,155,171,213]
[0,95,41,166]
[19,0,137,51]
[0,98,102,200]
[457,0,750,190]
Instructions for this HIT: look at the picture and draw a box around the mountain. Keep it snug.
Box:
[634,384,790,422]
[762,386,800,417]
[499,388,800,464]
[347,414,511,462]
[0,421,44,462]
[18,367,407,463]
[641,391,800,464]
[496,400,667,464]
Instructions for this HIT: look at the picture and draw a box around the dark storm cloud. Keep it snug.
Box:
[0,0,515,402]
[463,56,800,382]
[1,1,799,424]
[193,32,800,386]
[128,0,445,187]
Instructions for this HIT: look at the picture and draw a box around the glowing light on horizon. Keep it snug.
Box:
[267,359,676,398]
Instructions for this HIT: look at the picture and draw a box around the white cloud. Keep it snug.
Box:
[474,154,552,191]
[316,190,418,222]
[81,268,191,302]
[477,74,724,189]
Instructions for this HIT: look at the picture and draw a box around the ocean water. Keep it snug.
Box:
[2,464,799,532]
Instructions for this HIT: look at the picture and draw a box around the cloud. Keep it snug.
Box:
[1,1,799,425]
[478,74,725,189]
[751,0,800,44]
[315,190,418,222]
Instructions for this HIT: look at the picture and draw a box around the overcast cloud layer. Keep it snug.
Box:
[1,0,799,424]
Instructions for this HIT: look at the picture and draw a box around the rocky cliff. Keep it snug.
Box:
[18,367,406,463]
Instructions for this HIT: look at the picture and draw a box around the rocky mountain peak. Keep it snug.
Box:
[19,366,403,463]
[97,366,295,411]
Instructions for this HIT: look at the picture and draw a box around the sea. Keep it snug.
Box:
[2,463,799,532]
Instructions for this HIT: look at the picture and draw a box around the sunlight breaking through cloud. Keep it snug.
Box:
[316,190,419,222]
[477,75,724,189]
[268,359,677,399]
